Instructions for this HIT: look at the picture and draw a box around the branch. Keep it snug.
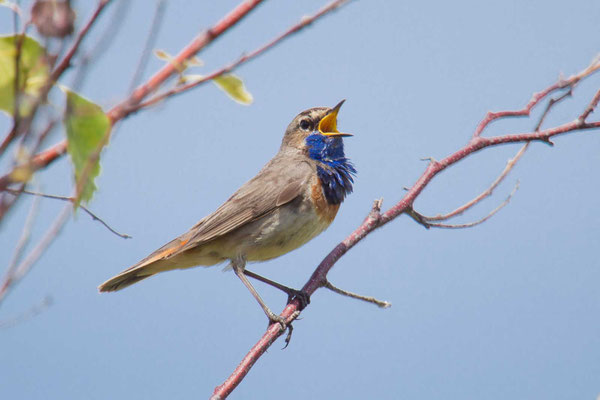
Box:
[127,0,166,94]
[409,181,519,229]
[0,0,348,191]
[0,203,71,305]
[420,144,528,222]
[4,188,131,239]
[211,57,600,399]
[137,0,351,110]
[0,295,52,329]
[472,58,600,138]
[0,0,113,193]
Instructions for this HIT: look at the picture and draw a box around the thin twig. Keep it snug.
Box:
[4,188,131,239]
[0,203,71,305]
[71,0,130,90]
[323,280,391,308]
[212,56,600,399]
[128,0,166,93]
[0,296,52,329]
[139,0,351,110]
[0,119,58,220]
[535,89,573,132]
[0,0,113,216]
[414,181,519,229]
[472,57,600,138]
[0,0,349,188]
[3,187,41,291]
[50,0,113,83]
[422,144,528,221]
[579,87,600,123]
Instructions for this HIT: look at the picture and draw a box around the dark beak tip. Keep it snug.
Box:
[333,99,346,111]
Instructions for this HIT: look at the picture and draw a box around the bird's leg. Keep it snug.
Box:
[231,256,288,331]
[243,269,310,310]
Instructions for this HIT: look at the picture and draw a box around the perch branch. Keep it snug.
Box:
[211,56,600,399]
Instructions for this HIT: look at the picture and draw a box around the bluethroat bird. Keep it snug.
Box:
[98,101,356,328]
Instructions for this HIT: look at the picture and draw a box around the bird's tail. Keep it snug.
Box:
[98,268,155,292]
[99,236,192,292]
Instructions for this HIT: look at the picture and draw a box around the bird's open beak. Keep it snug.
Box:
[318,100,353,137]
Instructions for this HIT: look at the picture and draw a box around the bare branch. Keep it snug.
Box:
[323,280,391,308]
[138,0,351,110]
[579,87,600,123]
[128,0,167,93]
[4,188,131,239]
[212,56,600,398]
[0,0,113,196]
[0,296,52,329]
[414,181,519,229]
[422,143,528,222]
[0,0,349,190]
[0,204,71,305]
[535,89,573,132]
[472,56,600,138]
[71,0,131,90]
[3,187,41,290]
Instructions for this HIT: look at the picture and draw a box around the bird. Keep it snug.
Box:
[98,101,356,328]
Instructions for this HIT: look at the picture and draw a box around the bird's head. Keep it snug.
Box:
[280,100,352,153]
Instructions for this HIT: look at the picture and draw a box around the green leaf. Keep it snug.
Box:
[212,74,253,105]
[0,35,49,116]
[64,90,111,207]
[153,49,203,73]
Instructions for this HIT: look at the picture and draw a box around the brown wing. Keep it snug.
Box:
[179,151,313,251]
[98,152,313,292]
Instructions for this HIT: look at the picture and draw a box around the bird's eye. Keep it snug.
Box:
[299,119,312,131]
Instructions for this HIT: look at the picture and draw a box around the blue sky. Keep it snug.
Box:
[1,1,599,399]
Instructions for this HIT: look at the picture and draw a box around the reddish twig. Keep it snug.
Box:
[138,0,350,110]
[579,87,600,122]
[211,58,600,399]
[472,60,600,138]
[108,0,265,122]
[413,85,575,226]
[421,143,528,222]
[410,181,519,229]
[0,119,58,221]
[0,0,348,191]
[49,0,113,83]
[0,0,112,197]
[535,89,573,131]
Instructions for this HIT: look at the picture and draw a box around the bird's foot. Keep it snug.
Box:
[286,289,311,310]
[266,311,288,331]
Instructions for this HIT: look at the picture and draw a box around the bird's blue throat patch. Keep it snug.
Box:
[305,133,356,205]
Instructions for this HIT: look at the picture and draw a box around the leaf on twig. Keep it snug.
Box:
[153,49,203,74]
[0,35,49,116]
[213,74,253,105]
[64,90,111,207]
